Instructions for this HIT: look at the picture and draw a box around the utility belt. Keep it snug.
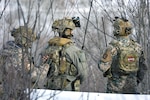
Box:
[117,70,137,76]
[105,68,137,79]
[109,71,137,79]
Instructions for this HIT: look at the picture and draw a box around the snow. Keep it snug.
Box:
[30,89,150,100]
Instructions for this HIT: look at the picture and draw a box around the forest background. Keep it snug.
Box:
[0,0,150,99]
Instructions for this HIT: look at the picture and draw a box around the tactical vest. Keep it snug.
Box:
[44,37,79,91]
[111,39,141,73]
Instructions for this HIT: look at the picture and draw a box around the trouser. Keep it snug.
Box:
[106,73,138,94]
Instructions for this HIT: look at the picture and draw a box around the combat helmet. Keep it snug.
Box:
[11,26,36,47]
[113,17,132,36]
[52,17,80,37]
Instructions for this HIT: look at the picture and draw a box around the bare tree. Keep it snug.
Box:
[0,0,150,99]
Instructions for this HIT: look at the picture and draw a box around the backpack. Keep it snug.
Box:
[111,39,141,73]
[45,45,69,76]
[43,37,79,90]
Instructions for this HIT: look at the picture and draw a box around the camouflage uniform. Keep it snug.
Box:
[41,17,88,91]
[98,17,147,94]
[0,26,36,99]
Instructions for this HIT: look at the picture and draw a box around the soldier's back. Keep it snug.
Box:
[0,41,31,99]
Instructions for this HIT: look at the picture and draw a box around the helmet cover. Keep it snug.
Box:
[52,17,75,35]
[11,26,36,47]
[113,17,132,36]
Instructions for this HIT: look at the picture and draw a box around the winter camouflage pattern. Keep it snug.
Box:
[0,26,37,99]
[41,37,88,91]
[98,37,147,94]
[0,41,34,99]
[11,26,36,48]
[31,63,50,89]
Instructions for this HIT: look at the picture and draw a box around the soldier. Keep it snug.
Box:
[98,17,147,94]
[41,17,88,91]
[0,26,36,99]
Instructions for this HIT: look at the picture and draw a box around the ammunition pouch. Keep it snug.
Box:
[46,75,80,91]
[71,79,80,91]
[62,78,80,91]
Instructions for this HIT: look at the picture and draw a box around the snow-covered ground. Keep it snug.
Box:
[30,89,150,100]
